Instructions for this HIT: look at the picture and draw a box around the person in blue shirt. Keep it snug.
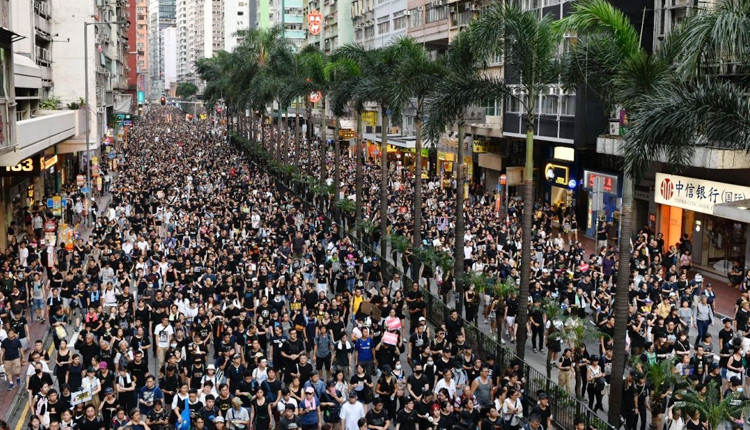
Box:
[298,387,321,430]
[138,375,164,415]
[354,328,374,378]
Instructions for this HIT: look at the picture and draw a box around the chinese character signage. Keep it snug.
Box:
[308,10,322,35]
[583,170,618,194]
[654,173,750,215]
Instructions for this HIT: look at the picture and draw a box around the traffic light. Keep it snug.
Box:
[160,96,166,106]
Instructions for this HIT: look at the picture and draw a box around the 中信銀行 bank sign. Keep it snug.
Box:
[654,173,750,215]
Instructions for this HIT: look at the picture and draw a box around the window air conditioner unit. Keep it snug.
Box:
[470,4,479,10]
[450,6,456,13]
[404,9,411,15]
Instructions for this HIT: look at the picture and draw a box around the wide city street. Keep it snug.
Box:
[1,2,749,430]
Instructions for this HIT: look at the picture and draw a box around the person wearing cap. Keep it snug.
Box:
[214,416,227,430]
[298,387,321,430]
[339,392,365,430]
[530,393,552,430]
[225,396,250,430]
[81,365,102,409]
[99,387,119,427]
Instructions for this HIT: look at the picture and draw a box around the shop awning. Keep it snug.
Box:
[713,199,750,224]
[56,135,100,155]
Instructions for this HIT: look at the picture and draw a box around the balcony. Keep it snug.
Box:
[34,14,51,39]
[597,136,750,170]
[1,110,77,166]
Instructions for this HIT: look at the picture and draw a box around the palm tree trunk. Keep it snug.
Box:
[355,111,363,241]
[296,102,301,169]
[608,175,633,427]
[250,110,255,142]
[319,97,327,191]
[413,105,423,281]
[261,113,266,149]
[380,108,389,268]
[455,120,465,317]
[285,108,291,164]
[517,111,535,360]
[333,119,341,225]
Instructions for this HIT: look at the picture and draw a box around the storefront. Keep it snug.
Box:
[581,170,621,238]
[655,172,750,275]
[543,161,577,208]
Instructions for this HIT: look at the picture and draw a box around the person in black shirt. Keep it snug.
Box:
[128,351,149,390]
[443,310,464,345]
[394,398,417,430]
[529,301,545,353]
[365,398,390,430]
[406,364,428,402]
[530,393,552,430]
[77,404,105,430]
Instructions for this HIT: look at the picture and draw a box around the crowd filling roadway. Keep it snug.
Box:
[1,107,746,430]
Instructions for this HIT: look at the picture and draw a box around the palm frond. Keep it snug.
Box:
[423,74,510,143]
[622,79,750,181]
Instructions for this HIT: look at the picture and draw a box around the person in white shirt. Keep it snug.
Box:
[153,317,174,367]
[339,393,366,430]
[276,389,298,414]
[433,369,457,399]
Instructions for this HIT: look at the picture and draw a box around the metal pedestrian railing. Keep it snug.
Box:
[232,134,617,430]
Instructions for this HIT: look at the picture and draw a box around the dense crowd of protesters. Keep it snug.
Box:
[0,110,559,430]
[1,107,747,430]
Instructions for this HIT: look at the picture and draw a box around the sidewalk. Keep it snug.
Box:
[2,193,111,428]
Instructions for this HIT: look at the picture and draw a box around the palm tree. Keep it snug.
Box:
[424,31,484,317]
[622,0,750,174]
[327,51,367,239]
[630,357,679,430]
[389,38,445,279]
[425,7,560,355]
[338,43,405,265]
[470,3,562,361]
[324,57,362,225]
[556,3,664,425]
[680,382,750,430]
[297,46,331,191]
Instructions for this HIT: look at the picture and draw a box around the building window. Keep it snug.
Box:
[409,9,423,26]
[484,98,499,116]
[560,95,575,116]
[365,25,375,38]
[393,15,407,30]
[543,0,560,5]
[540,95,557,115]
[522,0,540,10]
[505,95,521,113]
[426,5,446,23]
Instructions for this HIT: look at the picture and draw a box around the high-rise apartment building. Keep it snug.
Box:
[256,0,307,49]
[224,0,251,53]
[304,0,354,54]
[127,0,149,105]
[205,0,225,57]
[149,0,176,98]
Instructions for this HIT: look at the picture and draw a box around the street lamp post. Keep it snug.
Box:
[83,19,129,226]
